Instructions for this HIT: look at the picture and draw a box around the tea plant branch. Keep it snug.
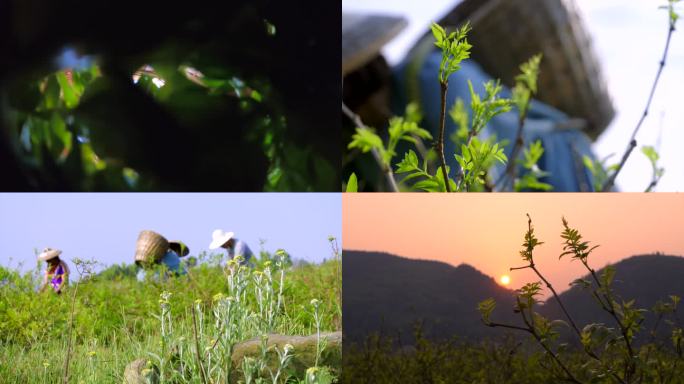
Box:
[560,218,638,380]
[602,5,677,191]
[342,102,399,192]
[438,81,452,191]
[497,54,542,191]
[510,214,582,338]
[431,22,472,192]
[483,321,531,333]
[515,216,629,383]
[453,81,511,191]
[500,110,528,190]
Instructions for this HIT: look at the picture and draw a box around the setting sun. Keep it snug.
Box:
[500,275,511,286]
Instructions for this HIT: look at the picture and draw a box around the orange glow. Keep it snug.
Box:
[343,193,684,297]
[500,275,511,285]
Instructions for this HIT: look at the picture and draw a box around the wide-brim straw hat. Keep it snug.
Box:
[168,241,190,257]
[431,0,614,137]
[38,248,62,261]
[342,12,408,76]
[209,229,234,250]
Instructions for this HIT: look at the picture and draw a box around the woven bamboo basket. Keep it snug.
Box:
[134,230,169,265]
[438,0,614,137]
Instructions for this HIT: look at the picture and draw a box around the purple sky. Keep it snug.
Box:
[0,193,341,273]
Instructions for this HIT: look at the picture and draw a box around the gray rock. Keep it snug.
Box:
[230,331,342,380]
[123,358,159,384]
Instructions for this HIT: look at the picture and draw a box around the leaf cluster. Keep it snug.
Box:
[454,137,507,191]
[468,80,513,136]
[511,54,542,119]
[515,140,553,191]
[560,217,600,263]
[430,22,472,84]
[519,214,544,264]
[348,105,432,169]
[396,150,455,192]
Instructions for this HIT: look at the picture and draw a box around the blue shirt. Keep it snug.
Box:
[159,250,187,275]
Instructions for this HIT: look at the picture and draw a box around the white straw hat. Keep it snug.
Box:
[209,229,234,250]
[38,248,62,261]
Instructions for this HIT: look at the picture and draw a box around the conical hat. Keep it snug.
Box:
[38,248,62,261]
[342,12,408,75]
[168,241,190,257]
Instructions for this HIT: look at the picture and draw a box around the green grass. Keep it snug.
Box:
[0,251,341,383]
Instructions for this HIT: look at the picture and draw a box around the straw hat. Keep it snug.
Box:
[38,248,62,261]
[168,241,190,257]
[342,12,408,75]
[209,229,234,250]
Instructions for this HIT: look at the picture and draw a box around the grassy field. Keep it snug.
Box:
[0,248,341,383]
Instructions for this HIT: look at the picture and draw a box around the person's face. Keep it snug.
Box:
[221,238,234,249]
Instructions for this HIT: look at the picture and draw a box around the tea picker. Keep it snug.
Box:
[38,248,69,294]
[209,229,255,266]
[134,230,188,278]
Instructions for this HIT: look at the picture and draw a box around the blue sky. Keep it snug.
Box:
[0,193,341,273]
[343,0,684,191]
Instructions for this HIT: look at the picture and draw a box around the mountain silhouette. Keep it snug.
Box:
[541,254,684,343]
[343,250,520,346]
[343,250,684,347]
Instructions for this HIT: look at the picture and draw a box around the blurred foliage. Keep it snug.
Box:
[343,327,684,384]
[0,0,339,191]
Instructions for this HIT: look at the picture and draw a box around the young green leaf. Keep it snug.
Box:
[346,173,358,192]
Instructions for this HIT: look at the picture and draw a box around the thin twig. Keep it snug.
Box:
[62,282,80,384]
[192,306,209,384]
[437,81,452,192]
[530,264,582,337]
[517,298,583,384]
[570,141,591,192]
[342,102,399,192]
[485,321,532,333]
[581,260,637,380]
[204,326,225,359]
[602,22,675,191]
[497,100,530,191]
[645,177,660,192]
[516,217,583,337]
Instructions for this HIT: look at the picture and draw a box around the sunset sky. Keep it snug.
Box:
[343,194,684,297]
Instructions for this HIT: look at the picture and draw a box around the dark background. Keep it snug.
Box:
[0,0,341,191]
